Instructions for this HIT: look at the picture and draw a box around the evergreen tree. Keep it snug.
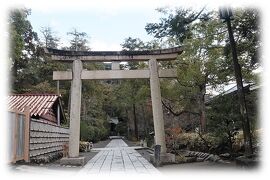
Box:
[9,8,39,92]
[146,8,260,133]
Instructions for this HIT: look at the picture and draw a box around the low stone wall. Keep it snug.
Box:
[29,119,69,163]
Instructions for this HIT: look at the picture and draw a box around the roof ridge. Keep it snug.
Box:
[8,93,59,96]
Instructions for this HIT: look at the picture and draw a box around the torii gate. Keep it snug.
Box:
[45,47,183,165]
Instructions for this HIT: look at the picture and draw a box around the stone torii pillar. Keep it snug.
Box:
[60,59,85,165]
[149,58,166,153]
[112,61,120,70]
[69,60,82,158]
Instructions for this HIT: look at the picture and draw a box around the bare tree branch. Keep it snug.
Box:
[162,99,200,116]
[187,6,206,24]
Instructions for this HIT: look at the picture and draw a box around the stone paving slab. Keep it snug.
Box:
[80,139,159,174]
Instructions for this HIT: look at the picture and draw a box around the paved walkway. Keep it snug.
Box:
[80,139,159,174]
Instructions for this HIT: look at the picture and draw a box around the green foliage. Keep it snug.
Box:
[80,80,111,142]
[121,37,145,50]
[166,132,219,153]
[115,122,127,136]
[176,15,230,87]
[30,81,56,93]
[108,78,151,139]
[9,9,110,144]
[9,8,39,92]
[145,7,210,44]
[226,8,261,82]
[80,121,109,143]
[80,121,94,142]
[121,37,161,51]
[245,90,259,131]
[148,8,260,134]
[207,94,242,153]
[9,9,68,94]
[158,11,228,132]
[207,88,259,152]
[9,8,37,62]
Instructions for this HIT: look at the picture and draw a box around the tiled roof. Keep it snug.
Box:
[7,94,59,116]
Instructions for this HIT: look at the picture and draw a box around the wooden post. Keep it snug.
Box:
[12,108,18,163]
[57,104,60,126]
[57,81,61,126]
[154,145,161,167]
[24,106,30,162]
[57,80,60,94]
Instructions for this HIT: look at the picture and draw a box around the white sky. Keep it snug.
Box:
[5,0,259,51]
[25,0,207,50]
[4,0,265,51]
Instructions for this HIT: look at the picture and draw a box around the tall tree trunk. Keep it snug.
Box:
[226,18,253,155]
[125,108,130,139]
[12,59,18,91]
[13,59,18,79]
[82,97,86,121]
[133,103,139,140]
[141,103,147,137]
[198,83,206,133]
[68,82,71,120]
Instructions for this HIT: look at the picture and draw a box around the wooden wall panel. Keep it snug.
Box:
[29,119,69,161]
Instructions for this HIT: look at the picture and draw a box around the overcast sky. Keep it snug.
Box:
[3,0,263,51]
[17,0,222,50]
[26,0,207,50]
[27,6,162,50]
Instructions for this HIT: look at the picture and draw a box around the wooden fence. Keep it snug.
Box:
[8,107,30,163]
[29,119,69,163]
[8,107,69,164]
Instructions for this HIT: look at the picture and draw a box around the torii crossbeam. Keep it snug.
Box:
[45,47,183,165]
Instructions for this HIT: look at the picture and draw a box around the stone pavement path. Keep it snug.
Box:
[80,139,159,174]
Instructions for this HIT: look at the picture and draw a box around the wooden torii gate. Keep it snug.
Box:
[45,47,183,165]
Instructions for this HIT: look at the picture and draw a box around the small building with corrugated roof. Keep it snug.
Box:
[7,94,69,163]
[7,94,66,125]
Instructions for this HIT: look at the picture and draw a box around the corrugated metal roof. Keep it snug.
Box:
[223,83,250,95]
[7,94,59,116]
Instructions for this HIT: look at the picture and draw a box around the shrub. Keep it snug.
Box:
[80,122,96,142]
[80,121,109,143]
[79,141,90,152]
[99,126,109,140]
[166,131,220,153]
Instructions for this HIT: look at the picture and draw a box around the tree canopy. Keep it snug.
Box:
[8,7,261,154]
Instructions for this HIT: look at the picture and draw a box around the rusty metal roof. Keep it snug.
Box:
[7,94,59,116]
